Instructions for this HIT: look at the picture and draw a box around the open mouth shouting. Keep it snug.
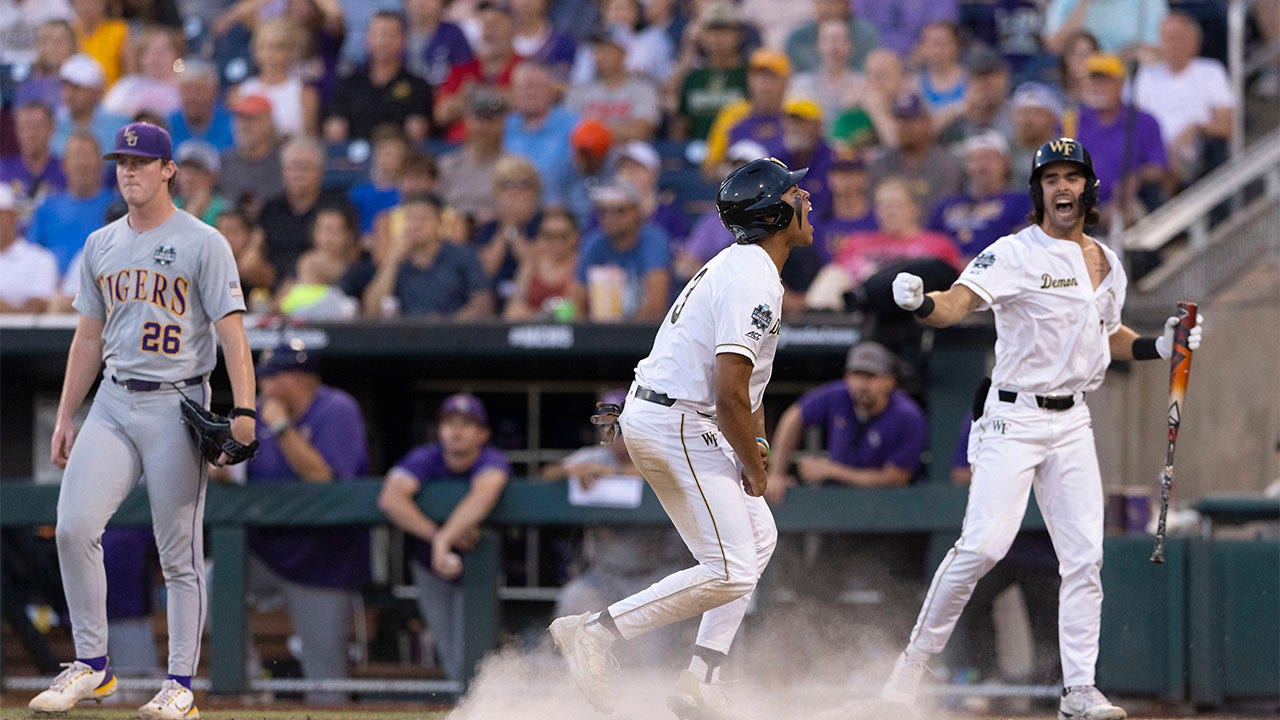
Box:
[1052,193,1077,223]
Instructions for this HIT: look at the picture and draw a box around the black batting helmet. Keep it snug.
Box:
[1028,137,1099,222]
[717,158,808,244]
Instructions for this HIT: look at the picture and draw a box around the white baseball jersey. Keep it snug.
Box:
[955,224,1126,395]
[634,242,783,413]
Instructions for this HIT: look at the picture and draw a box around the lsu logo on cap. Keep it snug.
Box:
[125,128,139,147]
[1048,139,1075,155]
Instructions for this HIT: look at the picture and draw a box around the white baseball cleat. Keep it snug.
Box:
[137,678,201,719]
[549,612,618,714]
[1059,685,1126,720]
[667,669,744,720]
[28,659,117,712]
[879,651,930,706]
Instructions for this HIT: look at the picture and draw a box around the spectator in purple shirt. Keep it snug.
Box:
[405,0,475,87]
[233,341,370,703]
[766,341,926,502]
[377,393,511,680]
[763,340,928,622]
[852,0,958,57]
[1075,52,1168,225]
[511,0,577,78]
[1,101,67,233]
[927,131,1030,262]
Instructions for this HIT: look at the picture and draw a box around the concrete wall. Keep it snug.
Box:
[1092,259,1280,500]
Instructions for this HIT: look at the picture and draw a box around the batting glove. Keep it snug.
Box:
[892,272,925,311]
[1155,313,1205,359]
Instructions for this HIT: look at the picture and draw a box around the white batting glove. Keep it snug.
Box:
[892,272,924,311]
[1155,313,1205,359]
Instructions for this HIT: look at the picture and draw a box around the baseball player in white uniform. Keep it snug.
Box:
[879,138,1204,720]
[549,157,813,720]
[29,123,257,719]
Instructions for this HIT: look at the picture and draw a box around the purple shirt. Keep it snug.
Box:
[1074,104,1167,204]
[413,22,475,86]
[0,155,66,232]
[852,0,959,56]
[728,113,787,159]
[247,386,371,589]
[812,210,877,263]
[927,190,1031,261]
[798,382,927,480]
[682,210,734,265]
[393,443,511,573]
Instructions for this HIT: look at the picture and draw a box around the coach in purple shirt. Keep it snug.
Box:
[241,341,370,703]
[377,393,511,680]
[765,341,926,504]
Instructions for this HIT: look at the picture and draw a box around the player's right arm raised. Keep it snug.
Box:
[892,272,982,328]
[51,315,106,468]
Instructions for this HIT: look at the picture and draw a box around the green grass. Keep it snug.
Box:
[1,711,448,720]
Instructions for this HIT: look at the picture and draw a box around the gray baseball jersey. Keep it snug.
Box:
[74,210,245,381]
[57,209,243,679]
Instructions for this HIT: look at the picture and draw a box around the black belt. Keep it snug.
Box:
[634,386,677,407]
[112,375,203,392]
[997,389,1077,411]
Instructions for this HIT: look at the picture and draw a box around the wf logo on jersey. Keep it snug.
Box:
[97,269,189,317]
[702,431,718,447]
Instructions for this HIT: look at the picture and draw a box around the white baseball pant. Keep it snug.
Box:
[906,392,1105,687]
[608,393,777,654]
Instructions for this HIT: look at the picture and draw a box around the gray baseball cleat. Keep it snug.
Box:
[667,669,743,720]
[879,652,930,706]
[549,612,618,714]
[1059,685,1126,720]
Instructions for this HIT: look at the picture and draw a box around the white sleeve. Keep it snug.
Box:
[713,276,781,361]
[955,237,1021,308]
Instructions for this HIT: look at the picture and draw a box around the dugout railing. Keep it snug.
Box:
[1,480,1277,707]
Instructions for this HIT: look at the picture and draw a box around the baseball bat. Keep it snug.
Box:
[1151,301,1197,564]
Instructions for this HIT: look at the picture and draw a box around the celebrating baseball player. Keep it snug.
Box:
[880,138,1204,720]
[549,157,813,720]
[30,122,257,719]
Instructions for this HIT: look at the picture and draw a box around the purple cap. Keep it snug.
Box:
[256,340,320,377]
[439,393,489,427]
[104,122,173,162]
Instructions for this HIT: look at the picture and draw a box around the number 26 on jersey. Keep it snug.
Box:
[140,322,182,355]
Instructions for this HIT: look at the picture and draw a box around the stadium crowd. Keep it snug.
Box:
[2,0,1265,327]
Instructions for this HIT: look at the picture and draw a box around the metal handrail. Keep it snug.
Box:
[1123,128,1280,252]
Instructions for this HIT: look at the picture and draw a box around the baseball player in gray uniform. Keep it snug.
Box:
[550,158,813,720]
[29,122,257,720]
[880,138,1204,720]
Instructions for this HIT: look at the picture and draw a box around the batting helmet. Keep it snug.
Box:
[1028,137,1099,221]
[717,158,808,244]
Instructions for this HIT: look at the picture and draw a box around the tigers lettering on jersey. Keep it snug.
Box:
[97,269,189,317]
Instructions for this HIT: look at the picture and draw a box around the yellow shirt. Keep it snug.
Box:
[701,99,752,172]
[76,20,129,88]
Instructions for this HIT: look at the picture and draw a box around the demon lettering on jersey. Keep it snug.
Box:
[1040,274,1079,289]
[97,269,190,317]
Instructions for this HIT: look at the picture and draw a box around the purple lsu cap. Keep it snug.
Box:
[104,122,173,162]
[439,393,489,427]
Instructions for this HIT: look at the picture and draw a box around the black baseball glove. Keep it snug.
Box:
[590,402,623,445]
[179,396,259,466]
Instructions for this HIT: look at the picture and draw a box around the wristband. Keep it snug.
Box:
[755,436,770,459]
[1132,336,1161,360]
[230,407,257,420]
[912,295,935,319]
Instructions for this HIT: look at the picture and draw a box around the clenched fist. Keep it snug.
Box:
[892,272,924,311]
[1155,313,1205,359]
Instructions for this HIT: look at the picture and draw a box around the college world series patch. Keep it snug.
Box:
[153,245,177,266]
[971,250,996,271]
[751,304,773,331]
